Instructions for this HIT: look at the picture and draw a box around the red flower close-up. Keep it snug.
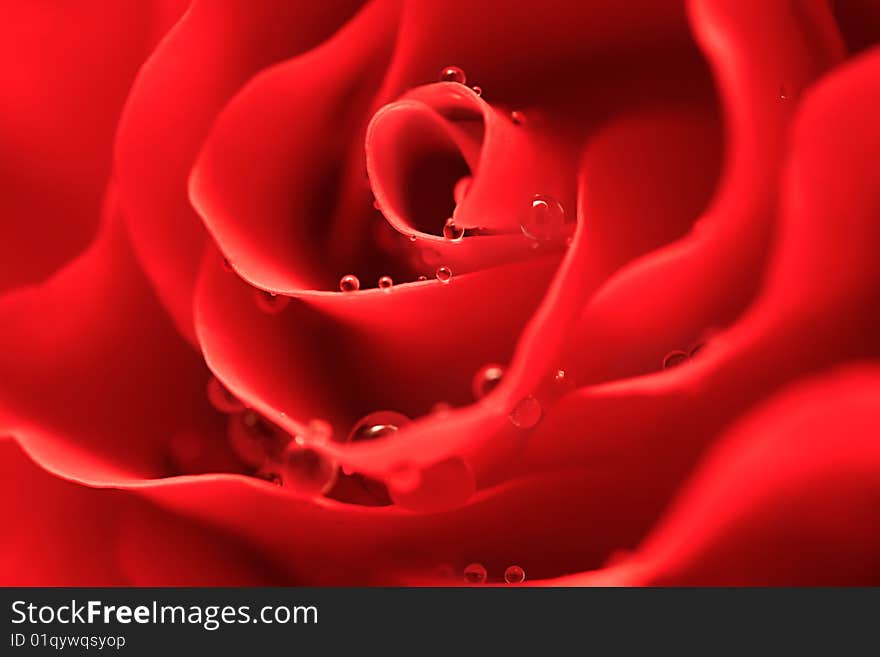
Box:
[2,0,879,586]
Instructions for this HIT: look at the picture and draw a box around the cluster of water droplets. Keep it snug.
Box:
[462,563,526,584]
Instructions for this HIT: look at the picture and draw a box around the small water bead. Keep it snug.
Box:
[435,266,453,283]
[663,350,689,369]
[463,563,487,584]
[509,395,542,429]
[439,65,466,85]
[554,369,566,383]
[522,194,566,241]
[470,85,482,97]
[504,565,526,584]
[339,274,360,292]
[510,110,526,125]
[206,376,245,414]
[279,442,338,495]
[348,411,411,443]
[779,84,790,101]
[254,289,290,314]
[417,275,428,281]
[472,364,504,400]
[409,234,418,242]
[378,275,394,291]
[443,217,464,241]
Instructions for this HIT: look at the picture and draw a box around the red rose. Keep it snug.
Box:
[2,0,879,585]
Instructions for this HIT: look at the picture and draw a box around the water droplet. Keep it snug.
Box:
[228,411,288,467]
[779,84,789,101]
[206,376,245,414]
[439,65,466,85]
[554,369,566,383]
[453,176,472,204]
[509,395,542,429]
[463,563,487,584]
[348,411,410,443]
[510,110,526,125]
[472,364,504,400]
[435,266,452,283]
[339,274,360,292]
[504,565,526,584]
[417,275,428,281]
[521,194,565,241]
[471,85,482,96]
[378,275,394,291]
[254,289,290,314]
[663,350,688,369]
[387,461,421,493]
[443,217,464,241]
[279,442,337,495]
[409,234,418,242]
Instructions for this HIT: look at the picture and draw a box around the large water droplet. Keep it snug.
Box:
[435,266,452,283]
[504,565,526,584]
[521,194,565,241]
[348,411,411,443]
[663,350,688,369]
[339,274,360,292]
[463,563,487,584]
[443,218,464,241]
[378,275,393,291]
[279,442,337,495]
[439,65,466,85]
[509,395,542,429]
[254,289,290,314]
[207,376,245,414]
[472,364,504,400]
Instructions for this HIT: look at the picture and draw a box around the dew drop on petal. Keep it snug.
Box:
[463,563,487,584]
[409,234,418,242]
[348,411,410,443]
[522,194,565,241]
[509,395,542,429]
[417,275,428,281]
[378,275,394,291]
[435,266,453,283]
[471,85,482,96]
[779,84,789,100]
[504,565,526,584]
[279,442,338,495]
[206,376,245,414]
[254,289,290,314]
[472,364,504,400]
[439,65,466,84]
[510,110,525,125]
[339,274,360,292]
[554,369,566,383]
[663,350,688,369]
[443,217,464,241]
